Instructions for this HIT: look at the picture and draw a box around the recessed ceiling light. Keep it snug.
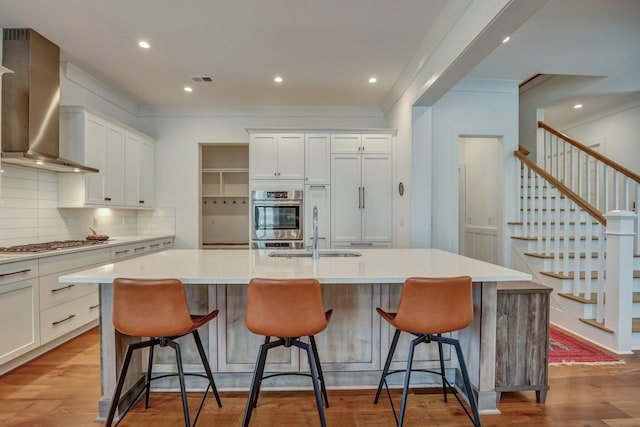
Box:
[184,86,193,93]
[368,77,377,83]
[138,41,150,49]
[574,104,583,109]
[274,76,283,83]
[502,36,510,44]
[36,160,44,165]
[73,168,81,172]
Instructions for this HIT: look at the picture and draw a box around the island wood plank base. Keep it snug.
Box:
[97,280,501,420]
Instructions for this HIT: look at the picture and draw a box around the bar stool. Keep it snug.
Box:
[242,278,333,427]
[105,278,222,427]
[374,276,482,427]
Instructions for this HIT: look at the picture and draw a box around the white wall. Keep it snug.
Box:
[138,109,385,248]
[561,103,640,175]
[431,78,519,264]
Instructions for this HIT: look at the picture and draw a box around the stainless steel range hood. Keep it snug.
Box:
[1,28,98,173]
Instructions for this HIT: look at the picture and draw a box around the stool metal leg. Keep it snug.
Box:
[243,339,276,427]
[144,339,155,409]
[374,328,401,404]
[309,335,329,408]
[192,329,222,408]
[105,343,136,427]
[250,336,272,409]
[452,339,482,427]
[437,334,447,403]
[294,340,327,427]
[167,340,191,427]
[397,336,419,427]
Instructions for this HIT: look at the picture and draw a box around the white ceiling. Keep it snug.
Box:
[0,0,638,121]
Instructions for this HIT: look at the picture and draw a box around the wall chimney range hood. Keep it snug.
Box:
[1,28,98,173]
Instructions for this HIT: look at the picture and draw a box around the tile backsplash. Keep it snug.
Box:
[0,164,175,247]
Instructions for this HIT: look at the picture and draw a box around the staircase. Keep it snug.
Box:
[509,122,640,353]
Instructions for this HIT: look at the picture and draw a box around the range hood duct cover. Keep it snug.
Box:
[1,28,98,173]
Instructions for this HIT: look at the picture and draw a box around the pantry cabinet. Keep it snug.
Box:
[331,146,393,246]
[58,106,155,209]
[249,133,304,180]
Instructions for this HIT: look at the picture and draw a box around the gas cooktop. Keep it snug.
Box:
[0,240,107,253]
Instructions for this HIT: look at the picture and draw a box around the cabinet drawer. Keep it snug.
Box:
[330,134,361,153]
[40,273,97,311]
[39,248,110,276]
[0,260,38,286]
[40,292,99,345]
[111,242,149,260]
[147,238,174,253]
[361,134,392,153]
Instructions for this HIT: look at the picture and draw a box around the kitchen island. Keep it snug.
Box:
[59,248,531,418]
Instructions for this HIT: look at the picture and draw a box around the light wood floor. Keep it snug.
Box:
[1,327,639,426]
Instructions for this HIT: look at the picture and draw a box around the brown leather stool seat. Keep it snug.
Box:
[242,278,333,427]
[105,278,222,427]
[374,276,482,427]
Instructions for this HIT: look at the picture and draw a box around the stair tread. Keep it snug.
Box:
[583,318,640,333]
[541,270,640,280]
[558,292,640,304]
[524,252,600,259]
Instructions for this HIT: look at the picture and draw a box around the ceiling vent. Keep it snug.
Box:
[190,76,213,83]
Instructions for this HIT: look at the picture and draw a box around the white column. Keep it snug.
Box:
[604,210,636,354]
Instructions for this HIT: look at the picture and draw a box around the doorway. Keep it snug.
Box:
[458,136,502,264]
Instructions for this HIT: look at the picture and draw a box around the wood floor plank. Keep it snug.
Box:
[0,327,638,426]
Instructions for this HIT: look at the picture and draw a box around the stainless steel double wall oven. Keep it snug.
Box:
[251,190,303,249]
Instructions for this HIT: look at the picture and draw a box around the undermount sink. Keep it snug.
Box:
[267,250,362,258]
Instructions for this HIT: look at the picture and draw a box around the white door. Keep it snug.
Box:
[276,134,305,179]
[124,133,140,207]
[305,134,331,185]
[331,154,362,243]
[139,138,155,207]
[104,124,125,205]
[249,134,278,179]
[305,185,331,249]
[361,154,393,242]
[84,114,107,205]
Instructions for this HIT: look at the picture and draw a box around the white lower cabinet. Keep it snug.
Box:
[0,277,39,365]
[0,237,174,374]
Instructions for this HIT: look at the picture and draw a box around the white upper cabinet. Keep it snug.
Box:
[58,106,154,209]
[249,133,304,180]
[331,133,392,154]
[304,133,330,185]
[125,132,155,208]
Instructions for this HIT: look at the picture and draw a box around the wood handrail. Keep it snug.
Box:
[538,121,640,183]
[515,150,607,225]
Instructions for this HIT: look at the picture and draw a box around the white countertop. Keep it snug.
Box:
[59,248,531,284]
[0,235,174,265]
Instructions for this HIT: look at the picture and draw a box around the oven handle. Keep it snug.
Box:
[252,201,302,206]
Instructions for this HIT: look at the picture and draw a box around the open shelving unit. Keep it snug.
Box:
[200,144,250,249]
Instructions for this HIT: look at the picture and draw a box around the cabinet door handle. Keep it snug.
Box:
[150,244,160,249]
[134,246,146,252]
[115,249,130,255]
[52,284,75,293]
[350,242,373,247]
[139,200,145,204]
[310,237,327,240]
[52,314,76,326]
[89,304,99,310]
[362,187,365,209]
[274,172,277,176]
[358,187,362,209]
[310,185,326,188]
[104,197,112,201]
[162,241,172,246]
[0,268,31,278]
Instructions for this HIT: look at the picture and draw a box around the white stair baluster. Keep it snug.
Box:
[596,224,605,323]
[523,165,529,238]
[584,210,593,299]
[553,188,561,274]
[536,173,544,254]
[563,196,571,275]
[623,176,629,210]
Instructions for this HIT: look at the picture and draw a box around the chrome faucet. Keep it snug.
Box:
[313,206,319,260]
